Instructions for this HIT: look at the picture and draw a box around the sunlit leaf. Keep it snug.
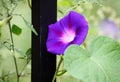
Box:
[22,16,38,36]
[64,36,120,82]
[12,24,22,35]
[15,48,26,56]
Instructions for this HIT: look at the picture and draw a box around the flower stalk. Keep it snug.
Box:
[52,56,63,82]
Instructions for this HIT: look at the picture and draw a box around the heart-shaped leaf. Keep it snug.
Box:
[64,36,120,82]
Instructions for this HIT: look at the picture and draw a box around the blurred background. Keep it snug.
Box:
[0,0,31,82]
[0,0,120,82]
[57,0,120,82]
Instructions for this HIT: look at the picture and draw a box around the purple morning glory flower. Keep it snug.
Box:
[46,11,88,55]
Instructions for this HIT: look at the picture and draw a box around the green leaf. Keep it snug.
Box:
[15,48,26,56]
[64,36,120,82]
[18,57,25,59]
[58,9,64,15]
[12,24,22,35]
[25,48,31,57]
[22,16,38,36]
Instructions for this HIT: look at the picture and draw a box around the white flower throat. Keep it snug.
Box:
[61,30,75,43]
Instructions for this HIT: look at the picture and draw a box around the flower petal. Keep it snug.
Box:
[46,39,69,55]
[73,28,88,45]
[47,22,64,40]
[69,11,88,30]
[46,11,89,55]
[60,11,88,32]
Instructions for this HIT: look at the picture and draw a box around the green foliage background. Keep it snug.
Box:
[0,0,31,82]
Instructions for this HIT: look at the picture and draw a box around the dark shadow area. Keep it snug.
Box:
[32,0,57,82]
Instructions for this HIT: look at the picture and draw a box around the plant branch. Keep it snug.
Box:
[57,70,67,76]
[52,56,63,82]
[18,59,31,77]
[12,55,19,82]
[8,14,19,82]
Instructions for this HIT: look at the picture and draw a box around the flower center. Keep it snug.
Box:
[61,30,75,43]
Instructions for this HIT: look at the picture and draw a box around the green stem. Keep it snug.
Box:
[13,55,19,82]
[57,70,67,76]
[19,59,31,77]
[52,56,63,82]
[27,0,31,9]
[8,15,19,82]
